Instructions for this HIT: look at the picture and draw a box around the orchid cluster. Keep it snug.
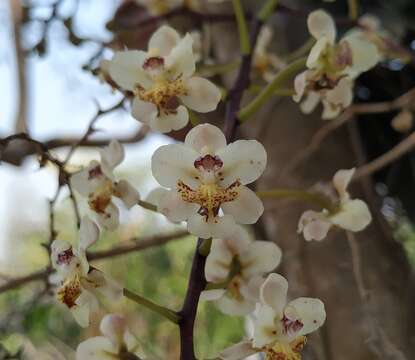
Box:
[107,26,221,133]
[298,168,372,241]
[294,10,380,119]
[41,4,384,359]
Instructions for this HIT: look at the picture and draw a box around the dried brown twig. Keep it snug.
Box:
[281,87,415,180]
[0,231,188,295]
[0,97,149,166]
[353,131,415,181]
[0,99,149,295]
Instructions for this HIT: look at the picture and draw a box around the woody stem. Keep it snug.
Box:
[256,189,337,213]
[238,56,307,122]
[178,1,279,359]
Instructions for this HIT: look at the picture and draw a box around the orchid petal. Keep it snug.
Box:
[165,33,196,79]
[180,77,221,113]
[152,144,199,189]
[221,186,264,224]
[149,106,189,133]
[148,25,181,57]
[240,241,282,277]
[217,140,267,187]
[108,50,152,90]
[184,123,226,154]
[114,180,140,209]
[287,297,326,336]
[260,273,288,315]
[307,10,336,43]
[131,97,158,124]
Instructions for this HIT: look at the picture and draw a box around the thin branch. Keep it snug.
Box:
[0,231,188,295]
[109,6,242,32]
[63,98,126,165]
[88,230,188,261]
[124,288,180,324]
[25,0,103,55]
[0,269,51,294]
[279,109,354,179]
[0,104,149,166]
[256,188,336,212]
[11,0,28,133]
[238,56,307,122]
[223,12,263,142]
[353,131,415,180]
[281,86,415,180]
[232,0,251,55]
[67,182,81,229]
[0,128,149,165]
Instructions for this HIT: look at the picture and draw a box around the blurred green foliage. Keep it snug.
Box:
[394,218,415,268]
[0,210,245,359]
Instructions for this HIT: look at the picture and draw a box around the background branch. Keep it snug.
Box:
[280,86,415,180]
[10,0,28,133]
[0,231,188,295]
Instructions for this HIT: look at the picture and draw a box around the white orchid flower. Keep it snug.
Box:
[253,26,285,82]
[71,140,140,231]
[293,9,380,119]
[201,225,282,315]
[151,123,267,238]
[220,273,326,360]
[107,26,221,133]
[346,15,410,62]
[76,314,144,360]
[51,217,122,327]
[298,168,372,241]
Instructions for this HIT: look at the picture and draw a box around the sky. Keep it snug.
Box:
[0,0,170,270]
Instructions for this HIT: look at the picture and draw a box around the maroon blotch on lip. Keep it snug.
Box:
[194,155,223,171]
[143,56,164,70]
[88,165,103,180]
[281,314,304,336]
[57,248,74,265]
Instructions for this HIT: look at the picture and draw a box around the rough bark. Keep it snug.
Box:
[246,98,415,359]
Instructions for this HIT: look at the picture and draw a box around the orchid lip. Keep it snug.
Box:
[177,180,241,222]
[57,248,74,266]
[57,276,82,309]
[88,165,103,180]
[194,154,223,171]
[281,314,304,337]
[143,56,164,71]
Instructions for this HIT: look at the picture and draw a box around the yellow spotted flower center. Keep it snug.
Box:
[57,271,102,309]
[137,79,187,115]
[57,275,82,309]
[177,181,240,221]
[265,337,307,360]
[88,180,114,215]
[227,275,245,301]
[311,41,353,91]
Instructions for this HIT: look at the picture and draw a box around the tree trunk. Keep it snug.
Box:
[246,98,415,359]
